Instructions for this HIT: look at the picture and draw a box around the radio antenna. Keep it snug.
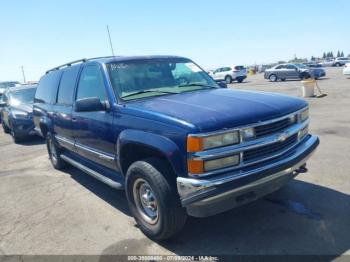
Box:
[106,25,115,56]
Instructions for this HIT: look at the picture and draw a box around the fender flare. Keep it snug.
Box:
[117,129,185,177]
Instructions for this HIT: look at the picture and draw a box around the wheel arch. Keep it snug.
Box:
[117,130,185,178]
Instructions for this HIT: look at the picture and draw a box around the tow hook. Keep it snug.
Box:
[296,164,308,173]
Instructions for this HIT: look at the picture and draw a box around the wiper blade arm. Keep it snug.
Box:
[121,89,179,99]
[178,83,217,89]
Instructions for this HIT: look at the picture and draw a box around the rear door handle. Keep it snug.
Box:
[72,117,77,122]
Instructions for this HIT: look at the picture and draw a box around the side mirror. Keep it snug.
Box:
[75,97,108,112]
[217,81,228,88]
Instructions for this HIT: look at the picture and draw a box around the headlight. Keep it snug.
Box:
[241,127,255,141]
[187,131,239,152]
[299,108,309,122]
[188,154,240,174]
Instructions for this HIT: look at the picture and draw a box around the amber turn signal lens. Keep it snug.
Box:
[187,159,204,174]
[187,136,203,152]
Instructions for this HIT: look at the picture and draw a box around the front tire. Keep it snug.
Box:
[126,158,187,240]
[46,132,66,170]
[269,74,278,82]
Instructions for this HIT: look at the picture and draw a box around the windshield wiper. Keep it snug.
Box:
[121,89,179,99]
[178,83,218,89]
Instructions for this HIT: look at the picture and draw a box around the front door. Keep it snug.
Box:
[72,64,116,170]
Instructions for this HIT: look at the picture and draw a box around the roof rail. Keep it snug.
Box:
[45,59,87,74]
[45,56,120,74]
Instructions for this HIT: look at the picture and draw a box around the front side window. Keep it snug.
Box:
[76,65,106,101]
[107,58,218,101]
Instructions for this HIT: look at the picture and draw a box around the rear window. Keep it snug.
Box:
[35,70,62,104]
[234,66,245,70]
[57,65,80,105]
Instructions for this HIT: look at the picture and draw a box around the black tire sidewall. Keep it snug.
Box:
[125,159,186,239]
[46,132,65,170]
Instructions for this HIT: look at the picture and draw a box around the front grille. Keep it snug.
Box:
[243,134,298,163]
[254,118,293,138]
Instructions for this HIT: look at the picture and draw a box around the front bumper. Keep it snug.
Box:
[12,118,36,137]
[177,135,319,217]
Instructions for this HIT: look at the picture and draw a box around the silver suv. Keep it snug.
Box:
[333,57,350,67]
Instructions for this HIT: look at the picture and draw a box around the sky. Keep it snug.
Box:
[1,0,349,82]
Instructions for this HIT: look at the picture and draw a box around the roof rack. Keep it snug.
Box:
[45,56,120,74]
[46,59,87,74]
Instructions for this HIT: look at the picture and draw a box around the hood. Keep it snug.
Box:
[124,89,307,132]
[12,103,33,114]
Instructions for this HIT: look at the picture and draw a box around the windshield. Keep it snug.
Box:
[107,58,218,101]
[9,88,36,106]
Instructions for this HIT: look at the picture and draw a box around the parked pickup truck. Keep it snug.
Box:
[33,56,319,240]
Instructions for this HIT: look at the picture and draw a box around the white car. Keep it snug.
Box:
[210,66,247,83]
[343,63,350,76]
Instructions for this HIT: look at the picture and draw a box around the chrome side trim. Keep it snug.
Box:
[75,143,115,162]
[55,135,75,146]
[177,135,318,201]
[60,154,123,190]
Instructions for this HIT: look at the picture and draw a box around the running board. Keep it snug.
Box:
[61,154,124,190]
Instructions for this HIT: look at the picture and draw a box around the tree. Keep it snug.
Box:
[337,51,341,57]
[340,51,344,57]
[311,56,316,61]
[330,52,334,58]
[323,52,326,59]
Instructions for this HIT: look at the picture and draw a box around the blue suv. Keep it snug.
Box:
[33,56,319,239]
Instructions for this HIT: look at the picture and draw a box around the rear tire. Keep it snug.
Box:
[237,77,244,83]
[126,157,187,240]
[46,132,66,170]
[225,75,232,84]
[269,74,278,82]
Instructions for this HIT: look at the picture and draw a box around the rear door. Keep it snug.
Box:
[53,65,80,151]
[71,64,116,170]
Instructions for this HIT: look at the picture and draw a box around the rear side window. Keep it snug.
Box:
[57,66,80,105]
[35,71,62,104]
[234,66,245,70]
[76,65,106,101]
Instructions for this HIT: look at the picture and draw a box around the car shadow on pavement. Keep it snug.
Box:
[62,166,131,217]
[100,179,350,258]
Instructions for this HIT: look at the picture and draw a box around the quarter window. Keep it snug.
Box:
[57,66,80,105]
[76,65,106,101]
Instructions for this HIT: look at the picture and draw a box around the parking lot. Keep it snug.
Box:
[0,67,349,257]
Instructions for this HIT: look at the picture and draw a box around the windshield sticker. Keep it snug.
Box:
[185,63,202,72]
